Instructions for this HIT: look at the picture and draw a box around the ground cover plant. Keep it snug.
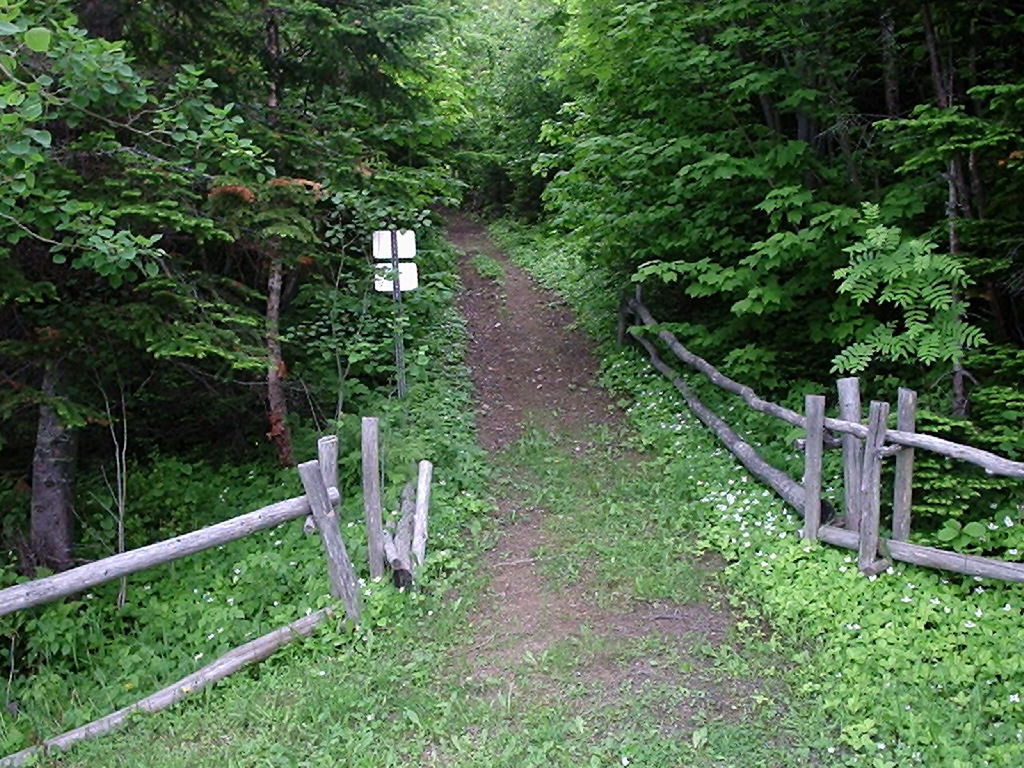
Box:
[495,222,1024,768]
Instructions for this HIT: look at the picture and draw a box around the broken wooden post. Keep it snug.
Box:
[361,417,386,580]
[305,435,339,534]
[837,377,863,532]
[391,481,416,589]
[318,435,338,493]
[298,460,361,620]
[412,460,433,568]
[802,395,826,542]
[892,388,917,541]
[858,401,890,575]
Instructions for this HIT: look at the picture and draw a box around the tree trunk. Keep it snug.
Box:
[880,11,900,116]
[757,94,782,134]
[264,4,281,111]
[265,253,294,467]
[30,361,78,572]
[261,4,293,466]
[923,3,973,417]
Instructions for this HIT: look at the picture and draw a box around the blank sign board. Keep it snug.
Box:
[374,262,419,293]
[372,230,416,261]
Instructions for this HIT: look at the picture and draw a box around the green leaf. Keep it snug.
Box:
[6,139,31,155]
[22,128,51,148]
[962,521,987,539]
[23,27,52,53]
[691,726,709,750]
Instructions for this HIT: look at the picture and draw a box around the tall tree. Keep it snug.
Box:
[1,1,265,568]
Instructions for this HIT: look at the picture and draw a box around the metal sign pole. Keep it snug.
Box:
[390,229,407,399]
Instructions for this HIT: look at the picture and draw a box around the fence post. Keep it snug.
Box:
[858,401,890,575]
[411,460,433,568]
[802,395,826,541]
[837,377,863,532]
[892,388,917,541]
[298,460,361,620]
[361,417,386,580]
[317,435,339,496]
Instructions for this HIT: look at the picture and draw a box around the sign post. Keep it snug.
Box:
[372,230,417,398]
[389,230,407,399]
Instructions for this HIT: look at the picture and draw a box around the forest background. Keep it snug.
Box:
[3,0,1024,764]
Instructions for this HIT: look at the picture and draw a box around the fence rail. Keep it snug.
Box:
[0,486,340,619]
[1,427,435,767]
[628,299,1024,477]
[623,297,1024,584]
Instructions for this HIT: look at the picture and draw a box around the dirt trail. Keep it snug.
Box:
[449,214,617,451]
[446,213,749,717]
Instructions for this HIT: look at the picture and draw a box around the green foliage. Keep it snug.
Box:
[448,0,565,215]
[832,205,984,373]
[458,0,1024,410]
[1,0,470,467]
[0,0,273,456]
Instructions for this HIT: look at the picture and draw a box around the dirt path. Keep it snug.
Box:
[449,214,617,451]
[446,214,758,726]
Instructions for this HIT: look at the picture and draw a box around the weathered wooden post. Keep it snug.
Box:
[858,401,890,575]
[802,395,826,541]
[892,388,917,541]
[317,434,339,495]
[361,417,386,580]
[837,377,863,532]
[411,460,433,568]
[389,481,416,588]
[297,460,361,620]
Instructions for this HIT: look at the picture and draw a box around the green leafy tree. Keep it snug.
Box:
[0,1,266,569]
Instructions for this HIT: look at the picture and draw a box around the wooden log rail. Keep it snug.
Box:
[627,298,1024,478]
[0,606,337,767]
[0,437,360,621]
[625,306,1024,584]
[0,435,370,766]
[818,527,1024,582]
[629,332,807,511]
[0,487,339,618]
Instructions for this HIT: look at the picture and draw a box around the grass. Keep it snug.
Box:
[471,253,506,287]
[35,419,834,768]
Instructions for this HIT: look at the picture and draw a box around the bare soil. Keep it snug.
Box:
[447,213,768,729]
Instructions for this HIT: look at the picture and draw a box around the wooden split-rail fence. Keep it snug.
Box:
[0,419,433,767]
[621,297,1024,584]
